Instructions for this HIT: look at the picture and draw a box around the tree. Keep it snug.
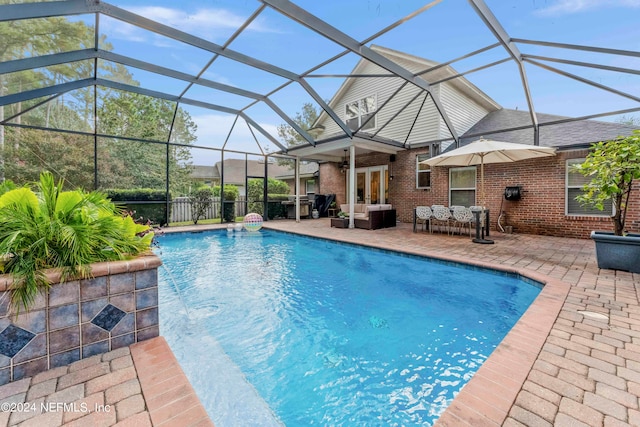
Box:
[0,16,97,181]
[573,130,640,235]
[189,186,214,224]
[213,184,239,222]
[277,102,320,147]
[0,15,198,193]
[247,177,289,216]
[3,128,94,188]
[276,102,320,166]
[617,115,640,126]
[97,91,196,191]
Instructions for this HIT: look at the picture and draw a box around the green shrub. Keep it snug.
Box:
[213,184,239,222]
[266,194,289,219]
[0,180,17,197]
[189,186,214,224]
[247,178,290,218]
[0,172,153,312]
[267,178,289,195]
[103,188,170,226]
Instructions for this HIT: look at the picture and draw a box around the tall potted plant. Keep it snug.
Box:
[0,171,153,312]
[573,130,640,273]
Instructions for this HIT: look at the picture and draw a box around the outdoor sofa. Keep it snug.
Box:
[339,204,396,230]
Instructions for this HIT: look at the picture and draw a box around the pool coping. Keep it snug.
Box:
[162,223,569,425]
[131,336,214,426]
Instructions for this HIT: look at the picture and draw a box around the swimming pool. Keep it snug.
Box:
[156,229,540,426]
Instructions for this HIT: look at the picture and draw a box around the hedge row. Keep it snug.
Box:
[103,189,169,226]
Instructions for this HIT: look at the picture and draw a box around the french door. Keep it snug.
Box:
[348,166,388,204]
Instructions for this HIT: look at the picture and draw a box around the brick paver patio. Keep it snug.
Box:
[0,219,638,426]
[0,337,212,427]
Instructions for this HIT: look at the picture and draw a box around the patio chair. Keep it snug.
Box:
[415,206,433,233]
[432,205,452,235]
[452,206,473,236]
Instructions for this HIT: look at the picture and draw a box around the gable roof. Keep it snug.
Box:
[314,44,500,133]
[213,159,292,184]
[371,46,499,111]
[190,165,219,180]
[460,109,637,150]
[273,162,319,180]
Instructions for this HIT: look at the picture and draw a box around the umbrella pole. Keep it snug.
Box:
[473,156,494,244]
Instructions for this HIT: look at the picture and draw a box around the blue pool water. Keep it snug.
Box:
[156,229,540,426]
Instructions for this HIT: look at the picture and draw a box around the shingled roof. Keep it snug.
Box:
[460,109,637,149]
[211,159,292,184]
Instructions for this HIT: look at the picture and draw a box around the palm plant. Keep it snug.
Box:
[0,172,153,312]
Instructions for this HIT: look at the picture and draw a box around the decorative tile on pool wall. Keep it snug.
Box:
[0,254,162,385]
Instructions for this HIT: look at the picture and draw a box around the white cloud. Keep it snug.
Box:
[535,0,640,16]
[106,6,279,44]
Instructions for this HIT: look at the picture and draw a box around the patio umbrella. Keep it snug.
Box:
[420,138,557,242]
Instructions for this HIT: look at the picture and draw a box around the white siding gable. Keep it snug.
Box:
[438,83,493,140]
[313,45,500,147]
[316,60,442,143]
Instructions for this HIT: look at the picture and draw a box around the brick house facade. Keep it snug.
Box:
[319,148,640,239]
[292,46,639,239]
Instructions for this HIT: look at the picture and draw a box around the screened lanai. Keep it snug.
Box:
[1,0,639,224]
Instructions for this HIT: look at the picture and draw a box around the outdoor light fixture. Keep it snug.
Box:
[389,154,395,180]
[340,149,349,173]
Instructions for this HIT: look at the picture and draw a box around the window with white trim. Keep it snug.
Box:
[345,96,376,131]
[566,158,612,216]
[305,178,316,194]
[449,167,476,207]
[416,145,440,189]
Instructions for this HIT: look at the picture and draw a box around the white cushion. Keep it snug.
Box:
[365,205,381,214]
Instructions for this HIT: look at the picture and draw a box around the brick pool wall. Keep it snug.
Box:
[0,255,161,385]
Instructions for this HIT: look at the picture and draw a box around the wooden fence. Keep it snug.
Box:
[170,196,248,223]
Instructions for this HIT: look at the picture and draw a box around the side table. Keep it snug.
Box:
[330,217,349,228]
[327,208,338,218]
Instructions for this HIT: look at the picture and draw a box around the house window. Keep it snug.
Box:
[450,167,476,206]
[305,179,316,194]
[566,159,612,216]
[416,145,440,189]
[345,96,376,132]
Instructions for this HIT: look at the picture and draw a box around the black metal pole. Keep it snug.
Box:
[263,155,268,221]
[472,209,494,244]
[166,104,179,226]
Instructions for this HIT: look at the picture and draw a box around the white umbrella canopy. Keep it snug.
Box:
[421,138,557,168]
[420,137,557,207]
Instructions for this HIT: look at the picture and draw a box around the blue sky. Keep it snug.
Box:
[92,0,640,156]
